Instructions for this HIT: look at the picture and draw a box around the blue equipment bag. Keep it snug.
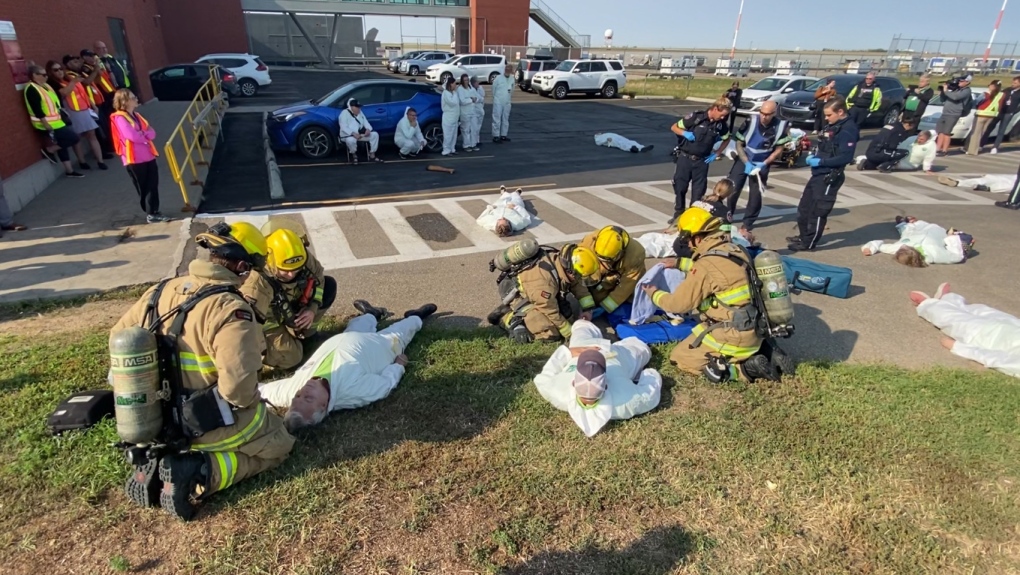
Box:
[780,256,853,299]
[604,302,697,345]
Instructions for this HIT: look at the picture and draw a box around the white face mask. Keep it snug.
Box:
[567,396,612,437]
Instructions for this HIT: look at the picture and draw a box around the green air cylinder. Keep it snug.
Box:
[753,250,795,325]
[492,239,540,272]
[109,327,162,444]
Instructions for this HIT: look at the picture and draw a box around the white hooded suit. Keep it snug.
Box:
[475,188,532,233]
[861,220,966,265]
[917,293,1020,378]
[338,100,379,155]
[491,72,513,139]
[441,88,461,155]
[394,107,426,156]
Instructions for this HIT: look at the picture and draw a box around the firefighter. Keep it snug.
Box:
[669,97,732,223]
[641,207,778,382]
[578,225,647,315]
[488,244,599,343]
[111,222,295,520]
[845,72,882,128]
[241,228,337,370]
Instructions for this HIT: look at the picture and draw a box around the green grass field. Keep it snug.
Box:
[1,308,1018,574]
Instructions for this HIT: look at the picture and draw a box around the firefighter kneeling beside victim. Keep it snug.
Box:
[577,225,647,315]
[109,223,295,521]
[487,241,600,343]
[640,207,796,383]
[242,227,337,370]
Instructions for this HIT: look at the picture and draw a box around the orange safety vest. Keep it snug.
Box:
[60,77,91,111]
[84,63,115,94]
[110,110,159,164]
[23,82,66,130]
[88,83,105,106]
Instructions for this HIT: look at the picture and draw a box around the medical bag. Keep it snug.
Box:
[780,256,854,299]
[46,389,115,435]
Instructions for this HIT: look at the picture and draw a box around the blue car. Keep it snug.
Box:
[267,79,445,159]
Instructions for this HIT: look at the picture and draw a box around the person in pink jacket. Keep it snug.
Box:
[110,88,168,223]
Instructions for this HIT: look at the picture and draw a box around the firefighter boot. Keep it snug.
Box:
[159,453,210,521]
[487,304,512,326]
[762,339,797,378]
[740,354,781,383]
[353,299,392,321]
[125,458,162,508]
[403,303,438,319]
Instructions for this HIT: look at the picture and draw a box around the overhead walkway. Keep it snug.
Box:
[529,0,589,48]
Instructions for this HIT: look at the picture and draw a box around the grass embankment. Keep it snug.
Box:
[1,309,1018,574]
[624,74,1020,101]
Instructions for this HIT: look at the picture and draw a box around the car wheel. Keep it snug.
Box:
[441,72,453,85]
[883,106,901,126]
[422,123,443,152]
[601,82,617,99]
[298,126,334,159]
[410,66,420,77]
[239,79,258,97]
[553,84,569,100]
[488,71,499,84]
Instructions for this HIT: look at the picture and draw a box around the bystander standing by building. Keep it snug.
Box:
[110,89,168,223]
[24,64,82,178]
[48,58,107,171]
[934,74,973,156]
[81,48,117,158]
[967,80,1001,155]
[988,76,1020,154]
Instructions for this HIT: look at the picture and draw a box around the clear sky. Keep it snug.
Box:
[366,0,1018,55]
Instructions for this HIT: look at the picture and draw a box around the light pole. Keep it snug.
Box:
[730,0,745,59]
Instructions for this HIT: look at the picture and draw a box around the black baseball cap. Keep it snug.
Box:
[347,98,361,108]
[62,55,78,66]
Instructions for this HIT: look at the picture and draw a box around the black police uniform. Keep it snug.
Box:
[997,160,1020,209]
[726,114,791,231]
[671,110,729,220]
[847,81,880,127]
[792,116,859,251]
[860,120,912,172]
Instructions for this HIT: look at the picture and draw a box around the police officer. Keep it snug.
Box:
[578,225,647,315]
[845,72,882,128]
[641,207,778,382]
[727,100,791,235]
[669,97,732,223]
[111,223,295,521]
[857,117,915,172]
[488,244,598,343]
[789,99,859,252]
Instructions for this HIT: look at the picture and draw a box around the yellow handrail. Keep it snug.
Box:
[163,65,228,212]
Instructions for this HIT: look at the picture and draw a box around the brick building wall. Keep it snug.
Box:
[0,0,167,178]
[156,0,247,63]
[471,0,530,53]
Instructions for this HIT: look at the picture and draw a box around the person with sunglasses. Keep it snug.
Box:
[577,225,647,316]
[726,100,792,235]
[22,64,83,178]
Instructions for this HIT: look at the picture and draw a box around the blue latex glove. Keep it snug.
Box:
[805,155,821,168]
[743,161,755,175]
[704,153,717,164]
[753,161,767,171]
[682,131,696,142]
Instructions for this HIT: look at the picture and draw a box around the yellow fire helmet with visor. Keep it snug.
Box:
[593,225,631,263]
[266,228,308,272]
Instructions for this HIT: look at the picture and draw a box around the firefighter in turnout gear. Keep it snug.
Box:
[110,223,295,521]
[488,244,599,343]
[641,207,778,382]
[578,225,647,314]
[241,227,337,370]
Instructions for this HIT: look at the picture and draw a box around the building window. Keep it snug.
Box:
[340,0,385,3]
[389,0,428,4]
[433,0,469,6]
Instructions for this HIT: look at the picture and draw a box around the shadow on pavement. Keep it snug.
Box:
[0,260,130,293]
[498,525,703,575]
[816,220,898,252]
[0,234,169,265]
[784,301,859,363]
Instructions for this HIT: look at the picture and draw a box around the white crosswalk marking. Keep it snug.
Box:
[224,214,268,228]
[890,173,998,201]
[366,204,433,256]
[302,209,356,269]
[539,193,615,229]
[594,187,672,223]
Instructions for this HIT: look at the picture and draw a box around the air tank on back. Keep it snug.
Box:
[491,239,540,272]
[753,250,795,325]
[109,326,162,444]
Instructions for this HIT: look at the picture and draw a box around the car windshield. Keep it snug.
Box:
[555,60,577,72]
[749,78,787,91]
[311,86,346,106]
[443,56,459,64]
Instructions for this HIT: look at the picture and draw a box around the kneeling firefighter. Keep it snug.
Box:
[241,227,337,370]
[487,239,599,343]
[109,223,295,520]
[577,225,647,314]
[641,207,796,382]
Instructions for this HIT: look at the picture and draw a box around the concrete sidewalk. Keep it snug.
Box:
[0,101,198,303]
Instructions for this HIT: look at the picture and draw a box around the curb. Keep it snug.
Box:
[633,95,676,100]
[685,97,716,104]
[263,111,285,200]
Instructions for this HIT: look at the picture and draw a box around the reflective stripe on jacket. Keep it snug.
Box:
[23,82,65,130]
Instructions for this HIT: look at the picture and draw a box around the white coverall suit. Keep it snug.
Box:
[491,72,513,140]
[457,85,478,149]
[595,132,648,153]
[917,293,1020,378]
[951,174,1017,192]
[861,220,966,265]
[441,89,461,155]
[394,107,426,156]
[533,320,662,437]
[258,314,423,411]
[338,106,379,156]
[471,83,485,147]
[475,188,532,233]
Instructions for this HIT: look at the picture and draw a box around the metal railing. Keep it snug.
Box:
[163,66,228,212]
[529,0,589,48]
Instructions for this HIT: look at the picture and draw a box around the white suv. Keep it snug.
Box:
[196,53,271,97]
[532,59,626,99]
[426,54,507,85]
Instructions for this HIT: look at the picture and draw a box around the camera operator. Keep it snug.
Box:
[903,74,934,123]
[935,74,972,156]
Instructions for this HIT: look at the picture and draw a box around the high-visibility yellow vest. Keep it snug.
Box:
[23,82,65,130]
[977,92,1003,118]
[103,56,130,88]
[110,110,159,164]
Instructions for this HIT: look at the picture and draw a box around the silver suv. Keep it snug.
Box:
[515,59,560,92]
[399,51,452,77]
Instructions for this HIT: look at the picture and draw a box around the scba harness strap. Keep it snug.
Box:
[688,247,764,351]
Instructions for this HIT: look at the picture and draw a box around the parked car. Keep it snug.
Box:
[150,63,239,101]
[531,59,627,100]
[387,50,426,73]
[516,58,560,92]
[195,53,270,97]
[266,79,444,159]
[425,54,507,85]
[737,75,818,115]
[399,51,452,77]
[779,74,906,127]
